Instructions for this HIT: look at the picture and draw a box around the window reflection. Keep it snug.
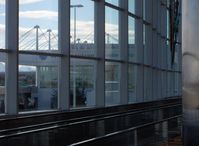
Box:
[128,64,136,103]
[105,62,120,106]
[129,17,135,62]
[167,10,170,39]
[143,0,146,20]
[18,54,58,111]
[70,59,96,108]
[105,7,119,60]
[144,67,153,101]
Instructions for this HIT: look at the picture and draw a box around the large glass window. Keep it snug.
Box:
[105,0,119,7]
[0,0,182,114]
[70,59,96,108]
[19,0,58,52]
[105,62,120,106]
[18,54,58,111]
[0,0,5,49]
[143,0,146,20]
[144,67,152,101]
[167,10,170,39]
[70,0,95,57]
[144,24,152,65]
[128,0,135,14]
[128,64,136,103]
[143,24,147,64]
[167,40,171,69]
[105,7,119,60]
[128,17,135,62]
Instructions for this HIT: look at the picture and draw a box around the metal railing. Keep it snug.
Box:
[70,115,182,146]
[0,101,181,140]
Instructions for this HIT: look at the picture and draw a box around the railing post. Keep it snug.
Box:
[134,129,138,146]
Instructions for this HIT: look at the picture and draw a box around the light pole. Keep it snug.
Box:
[70,4,83,108]
[70,4,84,45]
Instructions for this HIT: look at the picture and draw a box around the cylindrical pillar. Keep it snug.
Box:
[183,1,199,145]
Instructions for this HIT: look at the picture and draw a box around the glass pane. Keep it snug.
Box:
[143,24,147,64]
[144,67,152,101]
[70,0,95,57]
[143,0,146,20]
[0,53,5,113]
[18,54,58,112]
[0,0,5,49]
[167,72,171,97]
[174,73,179,96]
[167,40,171,69]
[19,0,58,52]
[105,7,119,60]
[128,17,135,62]
[144,25,152,65]
[105,62,120,106]
[105,0,119,6]
[167,10,170,39]
[128,64,136,103]
[70,59,96,108]
[174,44,181,70]
[129,0,135,14]
[167,0,170,7]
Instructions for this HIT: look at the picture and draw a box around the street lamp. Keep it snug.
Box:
[70,4,84,45]
[70,4,84,108]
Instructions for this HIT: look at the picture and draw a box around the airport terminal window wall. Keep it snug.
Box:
[0,0,181,114]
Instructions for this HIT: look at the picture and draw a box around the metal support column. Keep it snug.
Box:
[58,0,70,110]
[95,0,105,107]
[119,0,128,104]
[5,0,18,114]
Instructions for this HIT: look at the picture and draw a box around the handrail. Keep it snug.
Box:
[0,103,181,134]
[0,97,181,121]
[70,115,182,146]
[0,103,181,139]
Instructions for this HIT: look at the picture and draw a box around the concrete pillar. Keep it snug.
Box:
[183,0,199,145]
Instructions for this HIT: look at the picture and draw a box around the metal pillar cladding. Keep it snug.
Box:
[183,0,199,145]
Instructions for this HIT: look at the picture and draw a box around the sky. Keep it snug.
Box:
[0,0,135,46]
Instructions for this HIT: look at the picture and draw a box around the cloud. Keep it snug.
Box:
[0,24,5,48]
[0,62,5,72]
[0,10,58,20]
[19,10,58,19]
[0,0,44,5]
[0,24,5,33]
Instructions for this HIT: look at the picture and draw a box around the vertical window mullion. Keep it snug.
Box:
[135,0,144,101]
[119,0,128,104]
[5,0,18,114]
[95,0,105,107]
[58,0,70,110]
